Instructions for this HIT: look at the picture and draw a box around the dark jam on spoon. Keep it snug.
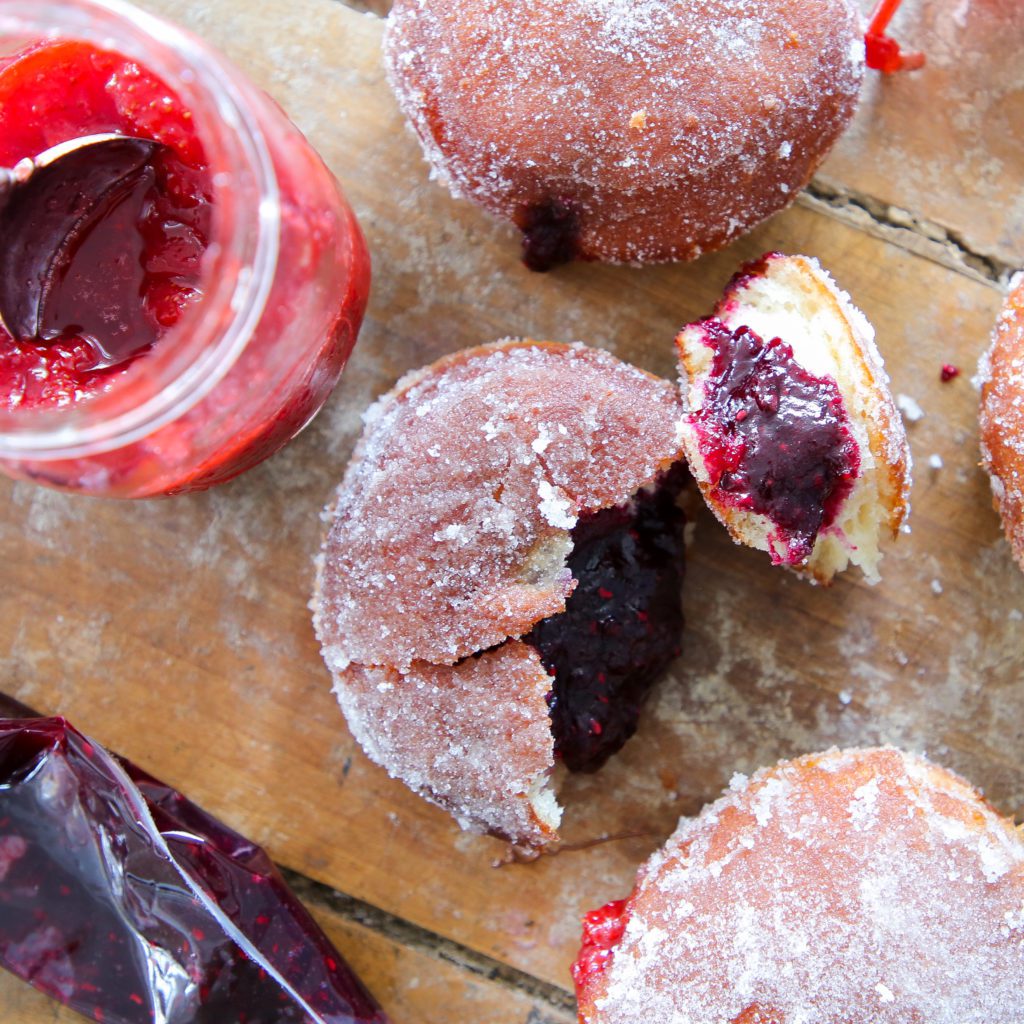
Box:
[0,41,212,411]
[0,135,162,365]
[691,320,859,565]
[525,464,687,773]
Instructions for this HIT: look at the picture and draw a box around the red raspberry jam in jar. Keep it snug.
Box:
[0,0,370,497]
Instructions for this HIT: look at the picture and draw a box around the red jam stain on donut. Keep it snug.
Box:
[525,465,686,773]
[940,362,960,382]
[0,40,211,411]
[691,320,859,565]
[864,0,925,74]
[571,898,629,994]
[516,198,581,272]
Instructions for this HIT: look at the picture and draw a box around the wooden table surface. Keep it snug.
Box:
[4,1,1024,1021]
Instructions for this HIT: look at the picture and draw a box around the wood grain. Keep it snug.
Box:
[2,0,1022,1019]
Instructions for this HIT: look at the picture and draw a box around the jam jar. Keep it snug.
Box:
[0,0,371,496]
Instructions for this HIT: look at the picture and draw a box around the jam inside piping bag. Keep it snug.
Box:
[0,694,388,1024]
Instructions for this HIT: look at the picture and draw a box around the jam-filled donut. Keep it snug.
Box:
[383,0,865,268]
[676,253,911,583]
[574,747,1024,1023]
[979,274,1024,573]
[313,341,686,847]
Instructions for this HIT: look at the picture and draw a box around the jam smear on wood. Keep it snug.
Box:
[525,464,686,773]
[692,320,859,565]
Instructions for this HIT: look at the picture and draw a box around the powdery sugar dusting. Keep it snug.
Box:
[583,748,1024,1022]
[333,642,558,846]
[979,276,1024,571]
[383,0,864,262]
[314,341,682,671]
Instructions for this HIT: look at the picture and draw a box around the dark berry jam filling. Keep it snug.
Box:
[0,706,387,1024]
[516,198,580,272]
[691,320,860,564]
[571,898,629,994]
[525,465,686,773]
[0,41,212,411]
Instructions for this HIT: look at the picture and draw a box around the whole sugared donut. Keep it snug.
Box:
[574,747,1024,1023]
[384,0,865,268]
[979,274,1024,573]
[313,340,687,848]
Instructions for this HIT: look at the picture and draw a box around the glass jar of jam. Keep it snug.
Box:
[0,0,371,497]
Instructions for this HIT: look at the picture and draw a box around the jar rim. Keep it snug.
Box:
[0,0,281,459]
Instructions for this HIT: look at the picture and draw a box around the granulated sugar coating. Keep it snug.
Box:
[979,273,1024,574]
[314,341,682,672]
[383,0,864,264]
[575,747,1024,1023]
[334,642,559,847]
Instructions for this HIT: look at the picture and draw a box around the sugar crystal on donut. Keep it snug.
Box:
[574,747,1024,1023]
[383,0,865,266]
[677,253,911,583]
[979,273,1024,574]
[313,341,687,846]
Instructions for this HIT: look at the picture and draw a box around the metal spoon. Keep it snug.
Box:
[0,133,160,344]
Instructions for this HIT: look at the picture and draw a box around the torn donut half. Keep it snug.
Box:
[676,253,911,583]
[312,341,687,848]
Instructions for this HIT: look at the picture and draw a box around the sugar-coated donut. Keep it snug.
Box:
[979,273,1024,573]
[574,747,1024,1023]
[313,341,686,847]
[676,253,911,583]
[383,0,865,268]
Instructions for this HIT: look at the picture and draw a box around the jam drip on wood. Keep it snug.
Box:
[525,464,687,773]
[691,320,860,565]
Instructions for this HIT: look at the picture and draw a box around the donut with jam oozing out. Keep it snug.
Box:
[526,463,687,773]
[677,253,910,584]
[979,274,1024,574]
[384,0,865,267]
[684,319,860,566]
[314,340,687,847]
[0,40,212,411]
[573,747,1024,1024]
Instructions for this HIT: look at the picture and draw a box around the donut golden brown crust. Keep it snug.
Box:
[574,747,1024,1023]
[313,340,684,846]
[979,274,1024,572]
[676,253,910,583]
[384,0,864,266]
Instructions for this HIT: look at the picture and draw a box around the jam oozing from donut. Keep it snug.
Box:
[864,0,925,73]
[516,198,581,272]
[691,320,859,565]
[571,898,629,994]
[941,362,960,382]
[0,41,212,411]
[525,466,686,773]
